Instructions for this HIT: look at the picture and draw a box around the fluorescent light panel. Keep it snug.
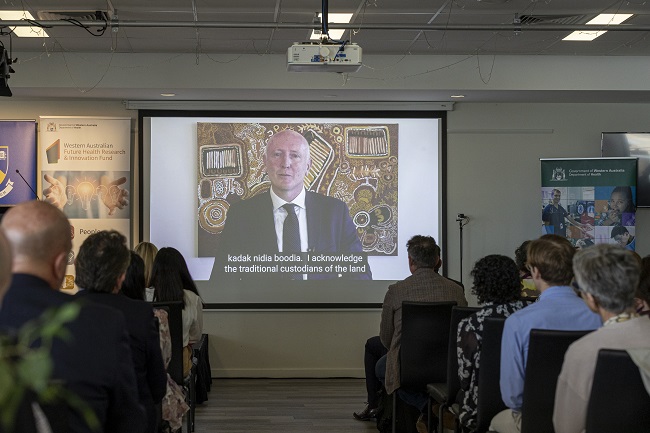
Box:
[563,13,632,41]
[0,11,49,37]
[310,13,353,41]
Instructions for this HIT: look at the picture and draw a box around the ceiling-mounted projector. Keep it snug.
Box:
[287,42,362,73]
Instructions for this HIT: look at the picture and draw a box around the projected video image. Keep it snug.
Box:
[146,114,441,305]
[196,123,399,272]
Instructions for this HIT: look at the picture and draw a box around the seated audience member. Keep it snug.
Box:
[150,247,204,377]
[610,225,635,250]
[553,244,650,433]
[119,250,189,432]
[636,256,650,315]
[135,241,159,301]
[75,231,167,433]
[376,236,467,432]
[490,234,602,433]
[514,240,538,298]
[353,237,467,424]
[457,255,526,430]
[0,201,146,433]
[121,251,147,300]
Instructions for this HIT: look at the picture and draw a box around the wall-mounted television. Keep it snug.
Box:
[601,132,650,208]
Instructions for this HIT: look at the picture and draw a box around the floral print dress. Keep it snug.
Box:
[456,301,525,430]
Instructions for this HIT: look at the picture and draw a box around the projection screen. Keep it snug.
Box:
[141,111,444,308]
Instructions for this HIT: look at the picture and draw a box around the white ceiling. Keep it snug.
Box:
[3,0,650,56]
[2,0,650,102]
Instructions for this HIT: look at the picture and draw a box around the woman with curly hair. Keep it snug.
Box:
[456,255,526,431]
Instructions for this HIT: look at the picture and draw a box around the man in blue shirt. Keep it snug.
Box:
[490,234,601,433]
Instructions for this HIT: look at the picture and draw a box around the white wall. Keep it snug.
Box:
[446,103,650,291]
[3,84,650,379]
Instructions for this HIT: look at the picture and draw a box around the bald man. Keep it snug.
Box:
[215,129,372,283]
[0,201,146,433]
[0,228,11,304]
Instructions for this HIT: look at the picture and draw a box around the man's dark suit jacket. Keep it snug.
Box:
[213,190,372,282]
[0,274,146,433]
[75,291,167,433]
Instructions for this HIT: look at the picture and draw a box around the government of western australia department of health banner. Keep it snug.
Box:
[39,116,131,291]
[541,158,637,251]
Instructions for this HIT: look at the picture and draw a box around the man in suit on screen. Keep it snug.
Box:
[214,129,371,282]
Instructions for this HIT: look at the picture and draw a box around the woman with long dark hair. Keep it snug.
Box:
[121,251,146,300]
[150,247,203,377]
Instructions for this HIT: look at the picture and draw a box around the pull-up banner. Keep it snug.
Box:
[0,120,36,205]
[39,116,132,290]
[541,158,637,250]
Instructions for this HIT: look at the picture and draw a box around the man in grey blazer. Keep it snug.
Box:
[354,235,466,428]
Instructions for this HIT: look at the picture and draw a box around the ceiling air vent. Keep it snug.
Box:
[519,14,590,25]
[36,10,113,22]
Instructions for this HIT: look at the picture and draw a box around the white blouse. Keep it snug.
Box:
[182,289,203,346]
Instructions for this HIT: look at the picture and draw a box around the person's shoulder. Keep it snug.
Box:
[424,269,462,289]
[563,327,603,365]
[77,297,126,320]
[82,291,151,314]
[503,302,533,327]
[228,192,271,212]
[183,289,202,304]
[114,294,156,320]
[306,190,347,208]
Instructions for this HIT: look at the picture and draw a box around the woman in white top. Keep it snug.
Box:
[149,247,204,376]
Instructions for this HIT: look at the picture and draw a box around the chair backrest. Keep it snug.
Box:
[520,328,591,433]
[585,348,650,433]
[475,317,507,433]
[399,301,457,391]
[153,301,184,385]
[446,306,481,396]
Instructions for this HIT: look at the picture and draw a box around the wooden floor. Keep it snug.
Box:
[193,378,379,433]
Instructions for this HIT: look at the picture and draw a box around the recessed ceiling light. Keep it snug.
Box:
[310,13,353,41]
[451,95,465,98]
[0,11,49,37]
[563,13,633,41]
[160,93,176,97]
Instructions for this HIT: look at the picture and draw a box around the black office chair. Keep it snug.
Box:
[427,306,480,433]
[472,317,507,433]
[194,333,212,404]
[396,301,457,433]
[585,348,650,433]
[519,328,591,433]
